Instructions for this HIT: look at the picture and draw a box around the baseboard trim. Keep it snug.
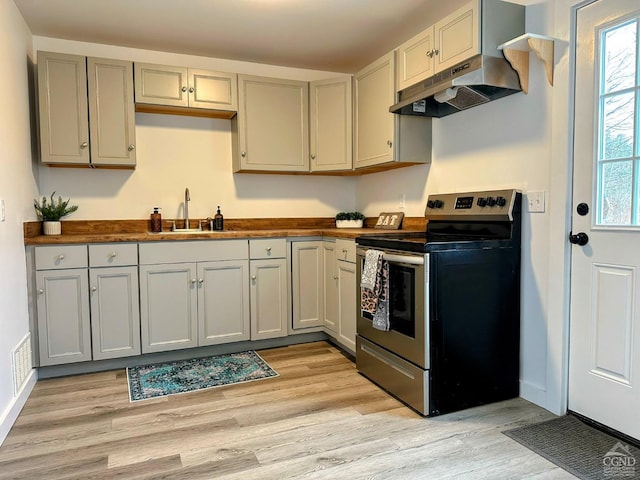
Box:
[0,369,37,446]
[519,379,546,408]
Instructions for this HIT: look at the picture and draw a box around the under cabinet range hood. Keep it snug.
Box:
[390,54,522,118]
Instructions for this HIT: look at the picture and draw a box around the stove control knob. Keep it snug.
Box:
[496,196,507,207]
[486,196,497,207]
[427,200,435,209]
[433,199,444,209]
[477,197,487,207]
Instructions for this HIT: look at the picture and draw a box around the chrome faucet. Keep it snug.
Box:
[184,187,190,229]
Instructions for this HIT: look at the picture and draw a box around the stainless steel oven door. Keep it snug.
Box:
[356,248,429,369]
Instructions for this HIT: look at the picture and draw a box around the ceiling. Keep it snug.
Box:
[13,0,467,73]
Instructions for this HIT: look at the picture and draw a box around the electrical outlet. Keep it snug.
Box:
[0,199,5,222]
[527,191,545,213]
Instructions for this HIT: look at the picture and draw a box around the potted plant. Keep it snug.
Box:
[33,192,79,235]
[335,211,365,228]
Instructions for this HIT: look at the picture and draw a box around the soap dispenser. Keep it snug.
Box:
[150,207,162,233]
[213,206,224,231]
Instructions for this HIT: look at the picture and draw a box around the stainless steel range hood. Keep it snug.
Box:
[390,54,522,118]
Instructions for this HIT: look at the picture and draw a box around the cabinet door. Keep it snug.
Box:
[322,241,338,333]
[188,69,238,111]
[250,259,288,340]
[291,242,323,330]
[37,51,90,165]
[134,63,189,107]
[354,51,396,168]
[434,0,480,74]
[310,77,353,172]
[198,260,250,346]
[337,260,357,353]
[87,58,136,166]
[139,263,198,353]
[397,27,436,91]
[89,266,141,360]
[36,269,91,365]
[234,75,309,172]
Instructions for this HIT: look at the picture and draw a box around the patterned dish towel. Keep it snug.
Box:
[360,249,390,331]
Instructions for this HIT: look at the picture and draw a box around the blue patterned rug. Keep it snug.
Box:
[126,351,278,401]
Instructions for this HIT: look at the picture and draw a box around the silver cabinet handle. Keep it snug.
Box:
[433,49,439,56]
[109,252,117,258]
[333,276,338,280]
[191,278,197,285]
[38,289,44,295]
[426,50,434,58]
[251,275,257,280]
[181,86,188,92]
[80,142,88,148]
[241,151,246,158]
[198,278,204,285]
[91,286,97,292]
[266,247,272,252]
[311,154,316,160]
[128,144,135,151]
[58,254,65,260]
[342,248,348,253]
[189,87,194,93]
[387,140,392,148]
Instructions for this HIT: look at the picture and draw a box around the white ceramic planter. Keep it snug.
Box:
[43,221,62,235]
[336,219,364,229]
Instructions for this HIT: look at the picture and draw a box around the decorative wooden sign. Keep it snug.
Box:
[374,212,404,229]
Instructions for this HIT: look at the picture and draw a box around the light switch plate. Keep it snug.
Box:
[527,191,545,213]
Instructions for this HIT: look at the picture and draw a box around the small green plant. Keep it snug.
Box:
[33,192,79,221]
[335,211,365,221]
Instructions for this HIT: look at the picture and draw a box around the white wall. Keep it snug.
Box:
[356,1,556,409]
[33,37,357,220]
[0,1,39,444]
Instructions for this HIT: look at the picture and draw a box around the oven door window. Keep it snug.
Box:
[388,263,416,338]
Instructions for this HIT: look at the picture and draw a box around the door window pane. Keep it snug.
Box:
[596,17,639,226]
[599,160,633,225]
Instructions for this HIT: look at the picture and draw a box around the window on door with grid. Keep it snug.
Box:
[597,16,639,225]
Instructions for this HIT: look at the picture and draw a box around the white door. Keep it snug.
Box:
[569,0,640,440]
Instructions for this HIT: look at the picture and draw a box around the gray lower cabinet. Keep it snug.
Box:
[322,241,338,333]
[198,260,250,346]
[249,239,288,340]
[332,239,357,352]
[291,241,324,330]
[89,243,141,360]
[139,263,198,353]
[138,240,250,353]
[34,245,91,366]
[89,266,141,360]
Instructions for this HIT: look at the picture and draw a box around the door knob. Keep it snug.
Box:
[569,232,589,246]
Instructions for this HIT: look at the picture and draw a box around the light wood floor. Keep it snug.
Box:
[0,341,574,479]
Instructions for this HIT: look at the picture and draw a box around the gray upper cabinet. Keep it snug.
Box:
[134,63,238,111]
[37,52,90,165]
[354,51,432,170]
[232,75,309,172]
[37,51,136,167]
[87,58,136,166]
[310,77,353,172]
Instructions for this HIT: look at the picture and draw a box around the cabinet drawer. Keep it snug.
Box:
[89,243,138,267]
[35,245,88,270]
[335,239,356,263]
[249,238,287,259]
[139,240,248,264]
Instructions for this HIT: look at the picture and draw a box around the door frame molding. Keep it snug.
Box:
[545,0,598,416]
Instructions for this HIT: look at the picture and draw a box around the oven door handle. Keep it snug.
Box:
[381,253,425,265]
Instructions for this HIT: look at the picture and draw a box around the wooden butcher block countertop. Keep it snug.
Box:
[24,217,426,245]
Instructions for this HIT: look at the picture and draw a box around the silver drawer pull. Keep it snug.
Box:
[58,254,65,261]
[109,252,117,258]
[251,275,257,280]
[91,286,97,292]
[266,247,272,252]
[38,289,44,295]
